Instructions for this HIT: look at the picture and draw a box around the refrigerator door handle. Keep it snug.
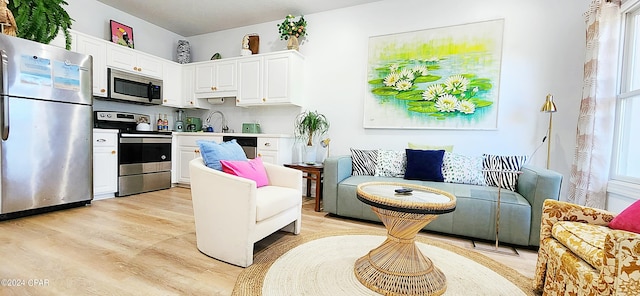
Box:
[1,95,7,140]
[0,49,9,141]
[1,49,8,140]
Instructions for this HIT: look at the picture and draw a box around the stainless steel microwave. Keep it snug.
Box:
[107,68,163,105]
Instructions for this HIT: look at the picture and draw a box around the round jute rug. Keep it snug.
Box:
[232,230,536,296]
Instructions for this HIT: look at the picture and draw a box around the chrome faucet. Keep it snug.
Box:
[206,110,229,133]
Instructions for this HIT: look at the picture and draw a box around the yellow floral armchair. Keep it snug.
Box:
[534,199,640,295]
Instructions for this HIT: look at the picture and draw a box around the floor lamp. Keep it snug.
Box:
[541,94,557,169]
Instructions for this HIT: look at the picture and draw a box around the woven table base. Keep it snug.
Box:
[354,245,446,295]
[354,208,447,295]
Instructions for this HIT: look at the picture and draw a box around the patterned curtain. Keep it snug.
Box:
[568,0,621,208]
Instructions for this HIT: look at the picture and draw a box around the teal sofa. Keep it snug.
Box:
[322,155,563,247]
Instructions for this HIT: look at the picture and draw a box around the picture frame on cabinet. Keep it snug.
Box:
[110,20,134,49]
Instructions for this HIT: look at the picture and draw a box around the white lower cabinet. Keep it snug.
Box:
[93,129,118,199]
[257,137,293,165]
[176,134,222,185]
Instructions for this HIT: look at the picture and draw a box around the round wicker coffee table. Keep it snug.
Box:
[354,182,457,296]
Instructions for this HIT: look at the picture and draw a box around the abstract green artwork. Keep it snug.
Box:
[364,19,504,129]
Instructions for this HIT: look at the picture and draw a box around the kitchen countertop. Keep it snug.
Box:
[172,132,292,138]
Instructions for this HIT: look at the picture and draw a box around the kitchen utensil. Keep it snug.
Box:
[175,109,185,132]
[136,122,152,131]
[186,117,202,132]
[242,123,261,134]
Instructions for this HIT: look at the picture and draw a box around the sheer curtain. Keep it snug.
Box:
[568,0,621,208]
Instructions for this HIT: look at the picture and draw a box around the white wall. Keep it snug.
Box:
[187,0,591,200]
[64,0,630,209]
[65,0,185,61]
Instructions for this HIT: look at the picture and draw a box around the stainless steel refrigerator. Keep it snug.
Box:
[0,34,93,219]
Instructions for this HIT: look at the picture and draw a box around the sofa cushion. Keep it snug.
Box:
[255,186,300,222]
[374,150,406,177]
[404,149,445,182]
[442,152,486,186]
[197,139,247,171]
[350,148,378,176]
[221,157,269,187]
[552,221,608,270]
[608,199,640,234]
[483,154,527,191]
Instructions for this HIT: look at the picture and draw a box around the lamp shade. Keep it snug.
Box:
[541,94,557,113]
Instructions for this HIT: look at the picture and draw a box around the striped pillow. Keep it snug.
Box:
[350,149,378,176]
[482,154,528,191]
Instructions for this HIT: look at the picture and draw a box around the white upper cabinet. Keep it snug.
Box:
[75,33,108,97]
[107,44,164,78]
[162,61,183,107]
[236,50,304,107]
[236,57,263,105]
[194,59,238,98]
[182,65,199,108]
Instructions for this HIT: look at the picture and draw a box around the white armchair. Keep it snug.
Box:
[189,157,302,267]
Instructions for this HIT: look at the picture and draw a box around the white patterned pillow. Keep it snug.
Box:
[350,149,378,176]
[374,150,406,177]
[482,154,528,191]
[442,152,486,186]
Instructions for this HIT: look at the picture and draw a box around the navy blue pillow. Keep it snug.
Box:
[404,149,445,182]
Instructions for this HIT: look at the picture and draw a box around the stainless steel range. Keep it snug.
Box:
[94,111,172,196]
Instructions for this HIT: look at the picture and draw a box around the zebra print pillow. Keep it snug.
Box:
[482,154,528,191]
[350,149,378,176]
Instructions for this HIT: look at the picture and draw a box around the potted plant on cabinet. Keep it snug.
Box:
[294,110,329,164]
[277,14,307,50]
[7,0,74,50]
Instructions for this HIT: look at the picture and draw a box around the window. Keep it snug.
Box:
[614,2,640,184]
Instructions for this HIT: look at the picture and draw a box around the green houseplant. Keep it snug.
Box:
[8,0,74,50]
[294,110,329,164]
[277,14,307,50]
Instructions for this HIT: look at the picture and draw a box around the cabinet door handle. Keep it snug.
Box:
[236,99,240,103]
[133,67,138,71]
[111,150,116,155]
[164,99,167,102]
[264,142,271,147]
[97,138,106,142]
[262,98,266,102]
[211,86,217,91]
[195,149,200,153]
[100,89,106,93]
[258,153,262,157]
[138,67,142,72]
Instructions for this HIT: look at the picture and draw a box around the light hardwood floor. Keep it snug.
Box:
[0,187,539,295]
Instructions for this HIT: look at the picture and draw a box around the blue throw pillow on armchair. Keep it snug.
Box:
[404,149,445,182]
[197,139,248,171]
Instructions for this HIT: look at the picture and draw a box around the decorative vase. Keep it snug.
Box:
[287,36,299,50]
[304,145,317,164]
[177,40,191,64]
